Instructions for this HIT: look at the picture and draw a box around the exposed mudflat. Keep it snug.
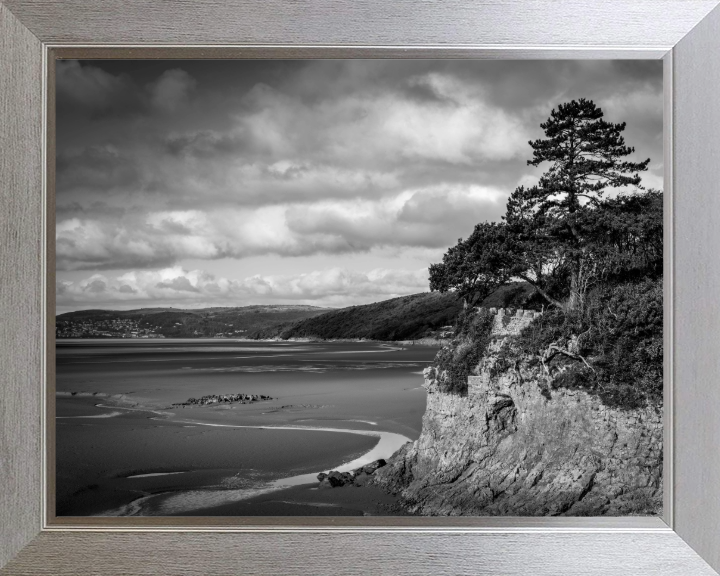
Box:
[56,339,437,516]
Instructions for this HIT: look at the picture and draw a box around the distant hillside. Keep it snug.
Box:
[56,283,536,340]
[254,292,460,341]
[56,305,332,339]
[255,284,535,342]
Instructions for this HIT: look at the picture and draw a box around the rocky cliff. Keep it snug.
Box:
[373,308,663,516]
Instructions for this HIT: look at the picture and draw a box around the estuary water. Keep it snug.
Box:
[55,339,438,516]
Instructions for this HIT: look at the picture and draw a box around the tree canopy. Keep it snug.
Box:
[430,99,658,312]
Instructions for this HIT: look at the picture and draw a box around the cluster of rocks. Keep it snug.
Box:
[317,459,386,489]
[174,393,273,407]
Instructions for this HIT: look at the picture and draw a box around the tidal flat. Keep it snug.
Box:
[55,339,438,516]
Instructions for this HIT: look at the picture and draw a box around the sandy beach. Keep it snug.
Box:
[56,340,437,516]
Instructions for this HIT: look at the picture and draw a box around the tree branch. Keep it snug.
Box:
[544,344,595,373]
[517,274,564,308]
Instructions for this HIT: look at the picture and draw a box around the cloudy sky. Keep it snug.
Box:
[55,59,662,313]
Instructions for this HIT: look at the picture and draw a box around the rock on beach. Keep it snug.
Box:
[316,459,387,489]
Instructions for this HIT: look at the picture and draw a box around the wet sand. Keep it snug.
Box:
[171,482,405,516]
[57,397,381,516]
[56,340,437,516]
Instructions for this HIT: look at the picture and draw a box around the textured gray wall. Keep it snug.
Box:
[673,5,720,571]
[0,3,43,570]
[2,0,717,45]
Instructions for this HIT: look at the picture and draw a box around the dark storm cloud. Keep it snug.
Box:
[56,59,663,273]
[56,60,145,118]
[57,145,143,191]
[164,130,249,157]
[56,61,197,119]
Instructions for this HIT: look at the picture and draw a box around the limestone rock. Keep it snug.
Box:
[318,459,389,489]
[372,307,663,516]
[362,459,387,475]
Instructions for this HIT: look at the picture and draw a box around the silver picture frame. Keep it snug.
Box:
[2,1,720,574]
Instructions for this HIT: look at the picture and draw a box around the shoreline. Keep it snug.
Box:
[56,336,448,346]
[97,416,412,516]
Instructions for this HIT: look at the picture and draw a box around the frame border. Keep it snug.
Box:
[2,2,720,574]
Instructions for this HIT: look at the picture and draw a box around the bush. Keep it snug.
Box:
[434,308,495,395]
[515,278,662,409]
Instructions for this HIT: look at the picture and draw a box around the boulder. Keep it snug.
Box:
[362,459,387,475]
[317,470,355,488]
[315,464,396,488]
[327,471,346,487]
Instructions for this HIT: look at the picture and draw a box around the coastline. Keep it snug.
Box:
[56,336,449,347]
[57,395,416,517]
[99,416,412,516]
[55,339,435,517]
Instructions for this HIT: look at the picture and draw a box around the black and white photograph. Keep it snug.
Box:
[55,59,663,517]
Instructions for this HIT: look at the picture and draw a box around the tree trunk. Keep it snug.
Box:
[518,274,564,309]
[564,209,583,312]
[566,267,580,312]
[565,256,587,313]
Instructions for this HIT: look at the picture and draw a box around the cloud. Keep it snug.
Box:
[56,60,143,117]
[55,185,505,270]
[164,129,248,157]
[155,276,200,292]
[56,61,662,211]
[56,61,198,121]
[285,185,506,250]
[84,279,107,293]
[57,144,142,191]
[147,69,196,113]
[228,74,531,168]
[56,266,431,311]
[55,60,663,309]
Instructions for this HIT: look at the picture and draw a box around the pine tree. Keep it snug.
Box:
[431,99,653,312]
[510,98,650,310]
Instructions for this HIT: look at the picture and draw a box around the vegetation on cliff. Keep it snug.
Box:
[429,99,663,408]
[513,278,662,408]
[433,308,495,395]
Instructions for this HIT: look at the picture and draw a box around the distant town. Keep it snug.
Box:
[55,318,247,339]
[53,305,334,339]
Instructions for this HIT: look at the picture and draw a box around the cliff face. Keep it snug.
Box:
[373,308,663,516]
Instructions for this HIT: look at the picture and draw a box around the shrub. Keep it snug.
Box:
[515,278,662,409]
[434,308,495,395]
